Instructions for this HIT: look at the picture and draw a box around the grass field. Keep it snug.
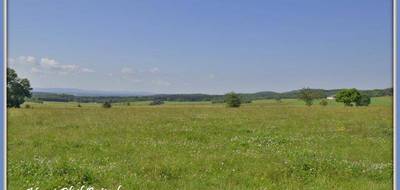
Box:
[7,97,393,189]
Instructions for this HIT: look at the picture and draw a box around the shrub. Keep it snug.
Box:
[319,99,328,106]
[336,88,361,106]
[126,102,130,106]
[149,100,164,106]
[24,104,32,109]
[77,104,82,108]
[102,102,112,108]
[356,94,371,106]
[225,92,241,108]
[242,99,252,104]
[274,95,282,102]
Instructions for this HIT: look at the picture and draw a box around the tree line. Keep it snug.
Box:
[7,68,393,108]
[28,88,392,104]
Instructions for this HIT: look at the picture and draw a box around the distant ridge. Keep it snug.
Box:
[31,87,393,103]
[33,88,153,97]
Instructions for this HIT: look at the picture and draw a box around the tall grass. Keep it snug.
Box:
[8,97,393,189]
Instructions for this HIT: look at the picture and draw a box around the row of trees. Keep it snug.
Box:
[298,87,370,106]
[225,88,372,108]
[28,85,392,104]
[6,68,376,108]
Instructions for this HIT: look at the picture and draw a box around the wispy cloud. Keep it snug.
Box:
[40,58,79,74]
[121,66,161,75]
[9,56,36,66]
[9,56,95,75]
[121,67,135,74]
[81,68,95,73]
[149,67,160,74]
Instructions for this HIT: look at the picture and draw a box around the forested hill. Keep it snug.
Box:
[30,88,393,103]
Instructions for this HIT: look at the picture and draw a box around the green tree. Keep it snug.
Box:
[7,68,32,108]
[335,88,361,106]
[356,94,371,106]
[225,92,241,107]
[298,88,316,106]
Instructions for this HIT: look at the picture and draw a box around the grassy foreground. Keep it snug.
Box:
[8,97,393,189]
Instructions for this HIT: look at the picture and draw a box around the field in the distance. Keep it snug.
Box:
[8,97,393,189]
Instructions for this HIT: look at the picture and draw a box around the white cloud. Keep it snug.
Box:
[81,68,95,73]
[149,67,160,74]
[10,56,95,75]
[121,67,135,74]
[40,58,59,68]
[9,56,37,66]
[24,56,36,65]
[40,58,85,74]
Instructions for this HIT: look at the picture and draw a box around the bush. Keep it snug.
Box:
[126,102,130,106]
[319,99,328,106]
[274,95,282,102]
[356,94,371,106]
[336,88,361,106]
[24,104,32,109]
[149,100,164,106]
[225,92,241,108]
[242,99,252,104]
[77,104,82,108]
[102,102,112,108]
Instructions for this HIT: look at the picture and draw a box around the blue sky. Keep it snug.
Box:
[8,0,392,94]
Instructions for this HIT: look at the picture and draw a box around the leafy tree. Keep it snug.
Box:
[102,101,112,108]
[298,88,316,106]
[225,92,241,107]
[335,88,361,106]
[7,68,32,108]
[356,94,371,106]
[319,99,328,106]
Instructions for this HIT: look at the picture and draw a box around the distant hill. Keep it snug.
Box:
[33,88,153,97]
[30,88,393,103]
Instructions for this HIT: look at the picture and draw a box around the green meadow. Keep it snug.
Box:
[7,97,393,189]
